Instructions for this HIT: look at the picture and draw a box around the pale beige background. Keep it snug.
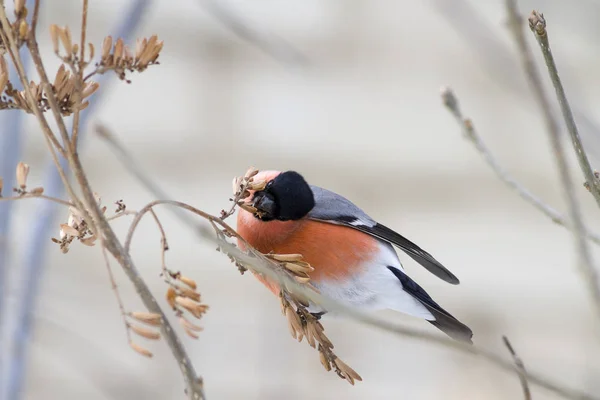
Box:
[4,0,600,399]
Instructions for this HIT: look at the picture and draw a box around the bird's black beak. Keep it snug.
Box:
[252,192,277,220]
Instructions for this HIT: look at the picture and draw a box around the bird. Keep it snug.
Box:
[236,170,473,343]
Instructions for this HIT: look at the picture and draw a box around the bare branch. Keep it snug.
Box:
[197,0,308,67]
[0,193,72,207]
[501,2,600,319]
[525,10,600,204]
[441,87,600,246]
[503,336,532,400]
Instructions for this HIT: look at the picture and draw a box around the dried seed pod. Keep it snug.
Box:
[82,81,99,99]
[285,308,303,336]
[130,312,162,326]
[238,203,258,214]
[180,316,203,332]
[183,326,199,339]
[333,358,362,385]
[0,177,3,196]
[15,162,29,189]
[129,323,160,340]
[29,187,44,195]
[134,38,146,60]
[114,38,124,63]
[88,42,95,60]
[294,275,311,284]
[166,287,177,309]
[178,286,200,302]
[101,36,112,61]
[231,176,242,195]
[59,223,79,237]
[71,43,79,57]
[58,26,72,55]
[244,167,259,179]
[247,180,266,191]
[129,341,153,358]
[0,72,7,94]
[49,24,60,53]
[80,236,97,246]
[319,349,331,371]
[177,275,197,290]
[175,296,207,319]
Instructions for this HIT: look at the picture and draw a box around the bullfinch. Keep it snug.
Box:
[237,170,473,343]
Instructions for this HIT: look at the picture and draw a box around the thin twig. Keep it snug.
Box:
[503,336,532,400]
[30,0,40,35]
[197,0,308,67]
[525,10,600,205]
[0,194,72,207]
[502,2,600,319]
[71,0,89,151]
[101,240,131,343]
[123,199,597,400]
[441,87,600,246]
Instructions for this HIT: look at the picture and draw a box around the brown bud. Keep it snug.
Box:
[129,341,153,358]
[16,162,29,189]
[71,43,79,56]
[129,323,160,340]
[18,20,28,40]
[0,177,3,196]
[29,187,44,195]
[130,312,162,326]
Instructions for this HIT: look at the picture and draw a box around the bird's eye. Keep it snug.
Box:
[265,181,274,190]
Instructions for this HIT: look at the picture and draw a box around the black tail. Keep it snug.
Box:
[388,267,473,344]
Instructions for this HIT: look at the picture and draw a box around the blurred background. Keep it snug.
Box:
[2,0,600,398]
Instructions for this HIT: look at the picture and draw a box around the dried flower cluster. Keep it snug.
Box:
[92,34,163,82]
[165,273,208,339]
[225,166,267,219]
[280,293,362,385]
[127,311,163,358]
[0,161,44,198]
[52,199,98,253]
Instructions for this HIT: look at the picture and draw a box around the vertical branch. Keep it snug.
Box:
[504,2,600,320]
[6,1,154,399]
[526,11,600,205]
[70,0,89,150]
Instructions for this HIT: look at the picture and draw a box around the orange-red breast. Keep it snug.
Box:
[237,170,472,343]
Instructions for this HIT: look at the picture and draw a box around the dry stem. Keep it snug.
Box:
[503,2,600,320]
[503,336,532,400]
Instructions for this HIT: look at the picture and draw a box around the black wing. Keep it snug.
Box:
[308,185,460,285]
